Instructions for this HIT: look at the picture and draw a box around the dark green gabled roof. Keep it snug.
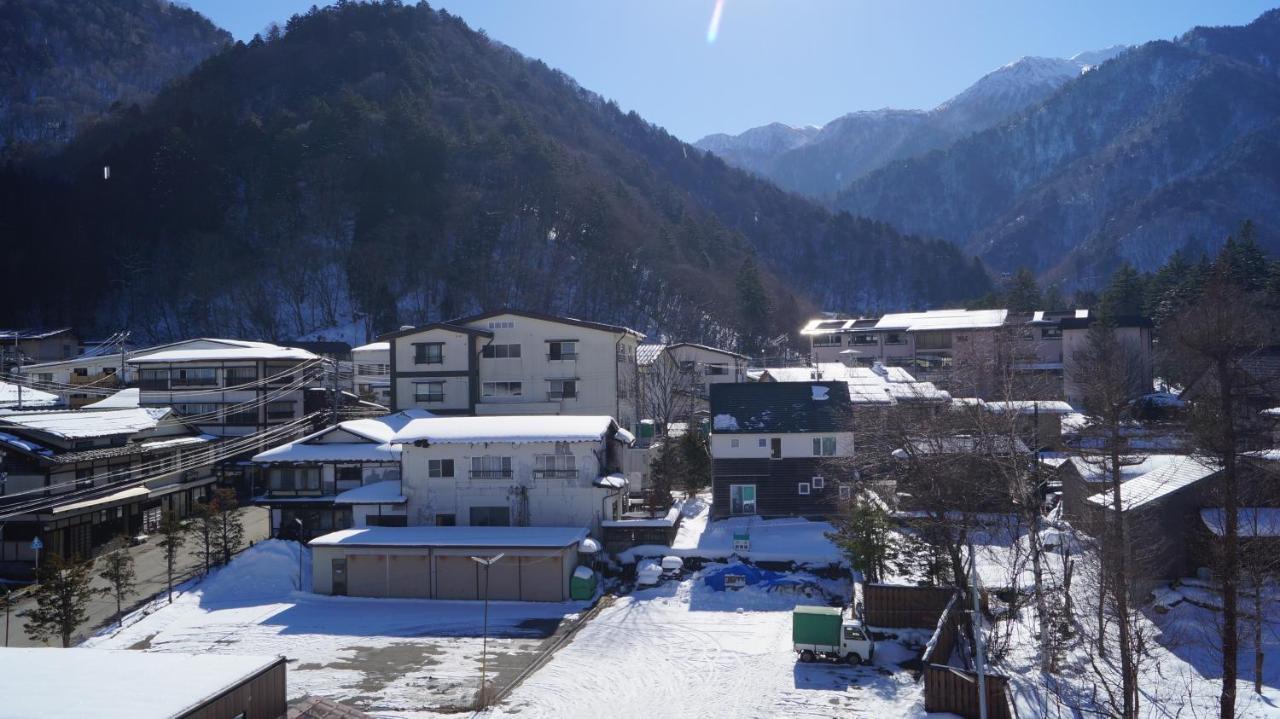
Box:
[709,381,852,434]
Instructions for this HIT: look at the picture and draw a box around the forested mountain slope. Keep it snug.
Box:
[0,0,231,152]
[0,2,989,348]
[833,10,1280,288]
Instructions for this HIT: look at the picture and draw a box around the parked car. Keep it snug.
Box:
[792,606,875,665]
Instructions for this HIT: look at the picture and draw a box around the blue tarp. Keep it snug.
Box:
[702,563,787,591]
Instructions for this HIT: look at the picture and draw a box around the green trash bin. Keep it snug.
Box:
[570,566,597,600]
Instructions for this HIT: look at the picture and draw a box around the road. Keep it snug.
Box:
[2,506,269,647]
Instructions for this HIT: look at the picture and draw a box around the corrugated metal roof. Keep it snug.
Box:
[1085,455,1218,510]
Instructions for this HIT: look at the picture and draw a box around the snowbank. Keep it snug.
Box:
[197,539,309,603]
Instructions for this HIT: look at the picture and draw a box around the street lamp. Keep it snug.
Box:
[470,553,505,708]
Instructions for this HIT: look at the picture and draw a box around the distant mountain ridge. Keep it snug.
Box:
[0,0,231,153]
[695,46,1127,198]
[0,2,990,347]
[833,9,1280,287]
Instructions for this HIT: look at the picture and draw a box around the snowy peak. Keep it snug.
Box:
[1071,45,1130,68]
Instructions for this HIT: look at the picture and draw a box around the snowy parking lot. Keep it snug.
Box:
[484,567,929,719]
[84,541,588,716]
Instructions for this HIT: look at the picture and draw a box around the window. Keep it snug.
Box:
[844,626,866,641]
[482,381,523,397]
[413,342,444,365]
[225,367,258,384]
[812,476,825,489]
[914,331,952,351]
[547,340,577,360]
[838,485,852,500]
[548,379,577,400]
[1041,327,1063,339]
[414,381,444,403]
[812,437,836,456]
[850,335,878,346]
[36,373,53,383]
[73,367,89,377]
[428,459,454,478]
[705,363,728,376]
[729,485,757,515]
[535,445,577,478]
[75,468,93,490]
[435,513,457,526]
[139,368,170,390]
[770,437,782,459]
[730,439,740,448]
[224,406,259,425]
[266,401,295,420]
[270,467,321,492]
[470,506,511,526]
[487,320,515,330]
[798,482,811,496]
[757,438,767,448]
[884,332,906,345]
[812,334,842,347]
[336,466,362,484]
[173,367,218,386]
[471,456,512,479]
[174,403,218,418]
[366,515,408,527]
[481,343,522,359]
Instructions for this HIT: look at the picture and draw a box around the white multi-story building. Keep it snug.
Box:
[391,414,633,533]
[351,341,391,406]
[385,309,643,430]
[127,339,321,437]
[636,342,748,423]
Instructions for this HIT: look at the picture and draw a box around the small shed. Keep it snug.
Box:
[0,648,286,719]
[310,526,586,602]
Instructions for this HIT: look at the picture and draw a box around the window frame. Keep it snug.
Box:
[413,342,445,365]
[414,381,445,403]
[428,459,455,478]
[797,482,811,496]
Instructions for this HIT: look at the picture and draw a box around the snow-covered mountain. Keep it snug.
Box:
[695,47,1129,199]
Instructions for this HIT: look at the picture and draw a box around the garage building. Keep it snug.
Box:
[310,526,586,602]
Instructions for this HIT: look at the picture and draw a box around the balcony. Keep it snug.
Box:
[470,469,513,479]
[533,469,578,479]
[171,377,219,388]
[69,372,120,386]
[139,379,170,391]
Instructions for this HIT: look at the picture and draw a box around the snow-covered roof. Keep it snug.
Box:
[128,343,317,364]
[0,381,59,408]
[82,388,140,409]
[0,648,283,719]
[759,363,949,405]
[333,481,406,505]
[636,343,668,366]
[1068,454,1184,484]
[875,308,1008,332]
[1085,456,1218,510]
[0,430,53,456]
[1262,407,1280,418]
[252,409,432,463]
[392,415,620,445]
[593,473,629,489]
[351,341,390,354]
[310,526,587,548]
[138,434,218,451]
[52,486,151,515]
[1200,508,1280,537]
[0,407,167,439]
[983,400,1075,415]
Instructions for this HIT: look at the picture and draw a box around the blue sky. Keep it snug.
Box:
[182,0,1278,141]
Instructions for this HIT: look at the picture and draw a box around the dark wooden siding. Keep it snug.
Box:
[711,457,848,519]
[183,659,287,719]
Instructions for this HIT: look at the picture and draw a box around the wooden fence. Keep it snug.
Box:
[863,583,956,628]
[917,587,1019,719]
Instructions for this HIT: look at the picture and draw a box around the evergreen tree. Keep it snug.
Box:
[676,430,710,497]
[1003,268,1042,312]
[646,440,684,517]
[1216,221,1268,293]
[735,257,772,356]
[22,554,101,647]
[1098,263,1146,319]
[191,500,218,574]
[156,511,187,603]
[211,488,246,565]
[825,494,898,583]
[97,538,137,625]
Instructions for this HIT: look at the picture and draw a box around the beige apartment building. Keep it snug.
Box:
[385,309,643,430]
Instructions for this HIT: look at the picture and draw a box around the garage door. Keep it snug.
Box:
[387,555,430,598]
[478,557,521,601]
[520,555,564,602]
[348,554,387,598]
[435,556,478,600]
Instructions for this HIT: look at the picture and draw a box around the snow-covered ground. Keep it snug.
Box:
[483,565,927,719]
[84,540,586,716]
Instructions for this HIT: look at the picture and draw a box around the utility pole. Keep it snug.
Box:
[330,355,340,426]
[470,553,505,708]
[13,333,21,409]
[119,330,131,388]
[970,541,988,719]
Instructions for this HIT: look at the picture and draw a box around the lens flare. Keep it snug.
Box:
[706,0,725,44]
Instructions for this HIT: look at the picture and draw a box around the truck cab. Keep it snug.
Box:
[792,605,875,664]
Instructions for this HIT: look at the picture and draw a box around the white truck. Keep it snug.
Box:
[792,605,875,665]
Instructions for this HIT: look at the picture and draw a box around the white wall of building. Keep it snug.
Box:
[710,431,855,459]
